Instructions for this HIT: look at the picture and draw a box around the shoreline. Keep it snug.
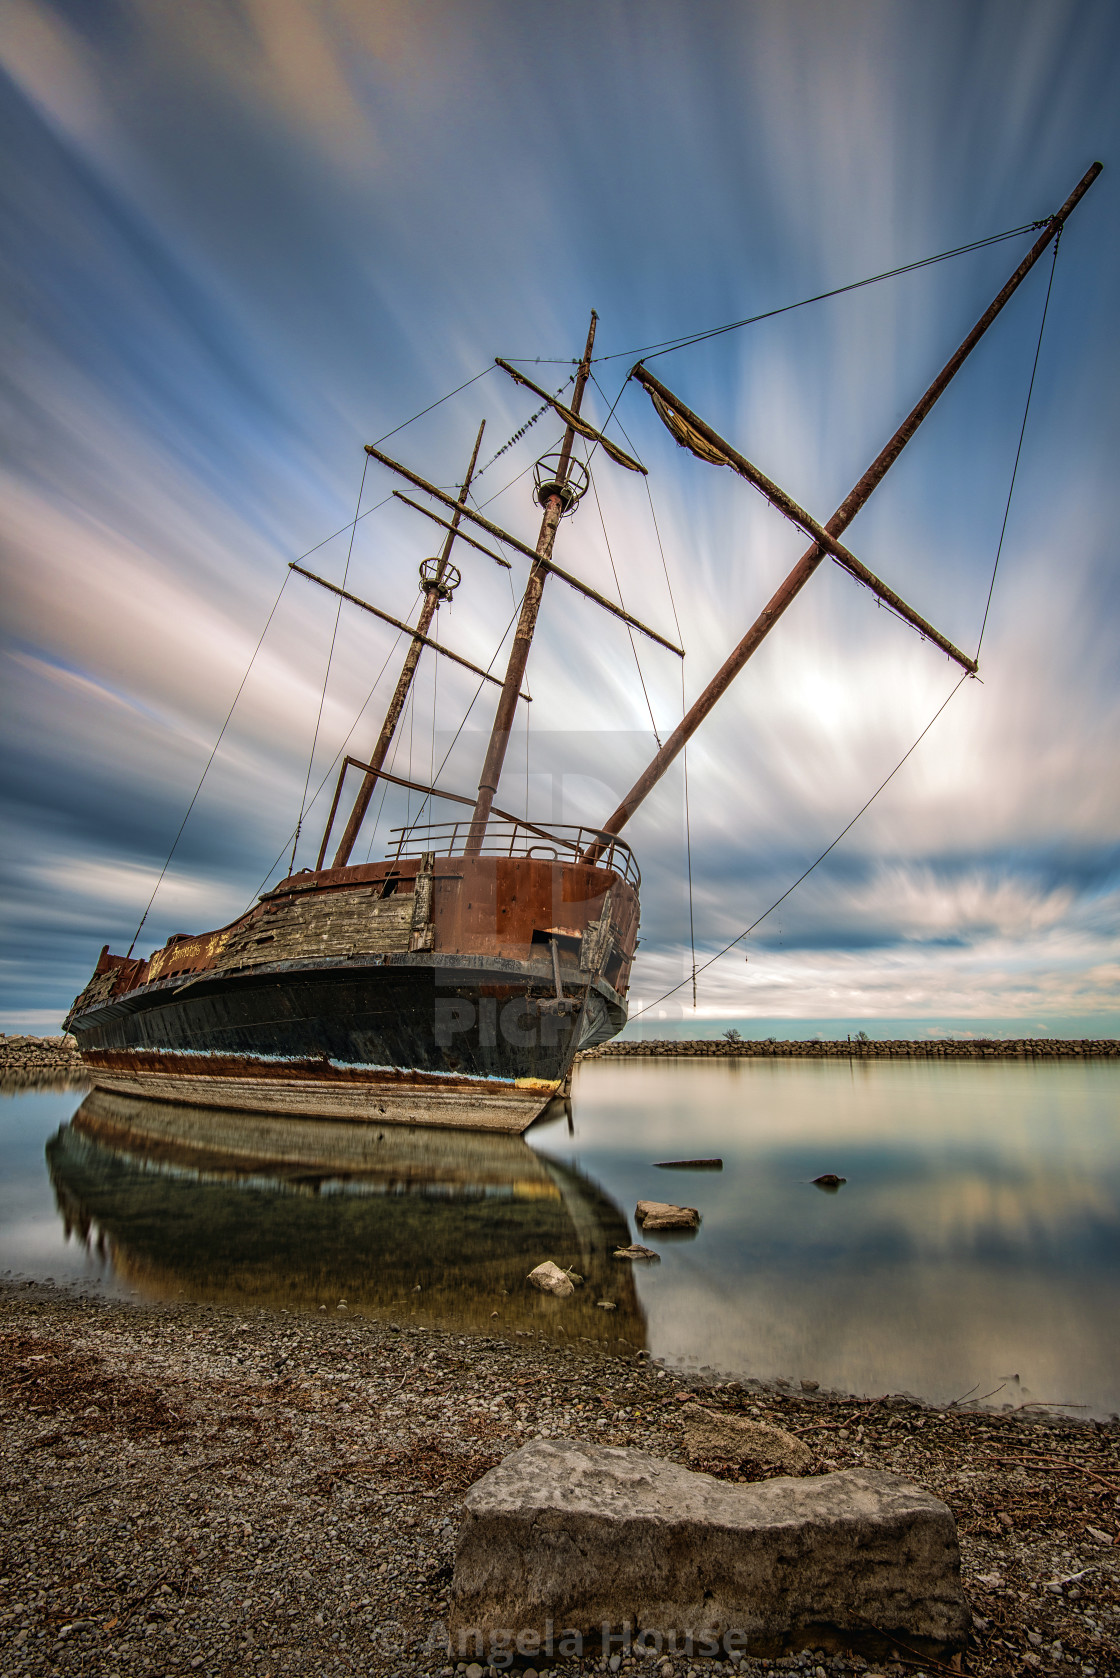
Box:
[3,1032,1117,1098]
[2,1285,1117,1677]
[584,1037,1120,1060]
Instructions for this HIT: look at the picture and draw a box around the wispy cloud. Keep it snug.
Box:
[1,0,1117,1030]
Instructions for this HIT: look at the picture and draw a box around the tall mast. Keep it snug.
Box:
[464,311,598,854]
[593,161,1102,844]
[327,419,486,870]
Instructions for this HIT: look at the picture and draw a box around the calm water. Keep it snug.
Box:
[2,1058,1118,1416]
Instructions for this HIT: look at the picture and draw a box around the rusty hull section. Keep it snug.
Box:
[65,855,639,1132]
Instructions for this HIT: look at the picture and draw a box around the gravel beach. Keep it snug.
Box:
[2,1286,1117,1678]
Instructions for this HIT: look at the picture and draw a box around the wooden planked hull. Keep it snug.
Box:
[65,855,637,1133]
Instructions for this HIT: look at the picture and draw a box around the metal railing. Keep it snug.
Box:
[386,817,640,889]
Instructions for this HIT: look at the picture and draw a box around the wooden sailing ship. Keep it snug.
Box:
[64,166,1100,1132]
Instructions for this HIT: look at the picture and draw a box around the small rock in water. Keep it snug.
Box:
[613,1243,661,1262]
[596,1300,617,1311]
[527,1261,575,1298]
[812,1174,846,1190]
[634,1200,700,1230]
[800,1378,820,1392]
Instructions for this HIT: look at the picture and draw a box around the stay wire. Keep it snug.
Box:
[125,567,294,959]
[629,670,971,1019]
[682,667,697,1011]
[587,460,661,747]
[585,371,695,1002]
[143,365,494,926]
[976,231,1061,656]
[289,455,369,872]
[399,591,527,832]
[250,597,422,901]
[590,372,685,646]
[592,221,1044,366]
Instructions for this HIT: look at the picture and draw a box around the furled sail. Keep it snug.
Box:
[647,385,733,467]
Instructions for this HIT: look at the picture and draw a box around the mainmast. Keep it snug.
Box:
[327,419,486,869]
[463,310,599,854]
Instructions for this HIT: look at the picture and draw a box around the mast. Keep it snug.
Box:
[593,161,1102,845]
[327,419,486,870]
[463,311,599,855]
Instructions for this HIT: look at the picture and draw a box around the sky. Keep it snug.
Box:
[1,0,1118,1036]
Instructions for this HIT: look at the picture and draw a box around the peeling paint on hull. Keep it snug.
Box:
[68,956,624,1132]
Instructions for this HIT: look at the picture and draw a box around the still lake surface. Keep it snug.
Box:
[2,1057,1118,1416]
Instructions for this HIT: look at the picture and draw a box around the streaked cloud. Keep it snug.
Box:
[1,0,1117,1031]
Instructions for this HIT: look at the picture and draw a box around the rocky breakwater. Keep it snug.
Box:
[582,1037,1120,1060]
[0,1033,86,1092]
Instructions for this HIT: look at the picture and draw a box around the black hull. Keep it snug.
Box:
[67,953,626,1132]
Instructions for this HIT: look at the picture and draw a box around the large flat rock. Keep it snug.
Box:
[450,1439,969,1661]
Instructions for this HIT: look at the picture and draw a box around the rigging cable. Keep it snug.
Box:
[588,373,699,1005]
[628,228,1063,1022]
[587,459,662,747]
[977,230,1061,655]
[131,363,497,941]
[125,566,294,959]
[251,593,422,900]
[289,456,369,872]
[628,670,971,1020]
[405,591,527,831]
[500,220,1045,368]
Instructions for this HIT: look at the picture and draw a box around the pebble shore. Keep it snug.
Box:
[2,1287,1117,1678]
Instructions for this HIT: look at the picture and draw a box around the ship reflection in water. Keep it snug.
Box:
[46,1090,645,1347]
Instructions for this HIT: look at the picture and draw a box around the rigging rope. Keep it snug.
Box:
[501,221,1044,368]
[128,363,500,945]
[125,567,294,959]
[977,231,1061,654]
[289,456,369,872]
[587,460,662,747]
[629,670,971,1020]
[251,593,421,901]
[405,591,526,831]
[629,229,1063,1022]
[471,376,576,483]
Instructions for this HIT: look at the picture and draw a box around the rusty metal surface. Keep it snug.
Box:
[635,365,978,674]
[67,855,640,1014]
[591,162,1103,846]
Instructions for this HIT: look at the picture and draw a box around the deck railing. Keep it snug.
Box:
[386,818,640,889]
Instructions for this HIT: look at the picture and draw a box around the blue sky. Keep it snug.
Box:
[1,0,1118,1034]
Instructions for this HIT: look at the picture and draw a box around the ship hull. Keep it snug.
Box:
[68,953,626,1132]
[66,850,639,1134]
